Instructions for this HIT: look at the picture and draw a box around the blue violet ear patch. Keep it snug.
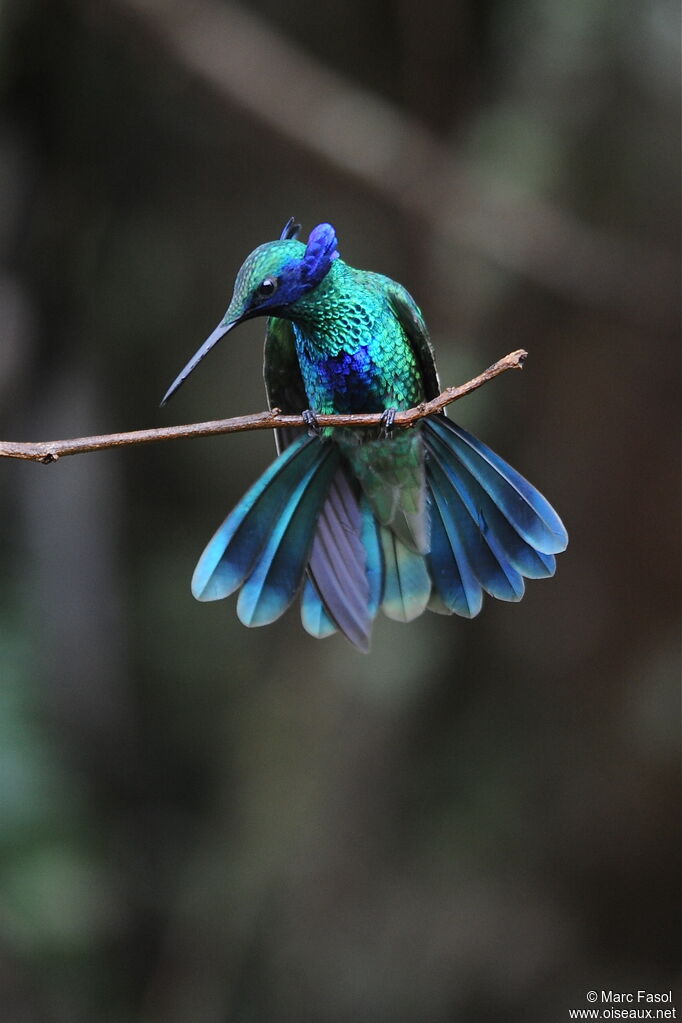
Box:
[275,222,340,304]
[300,223,339,286]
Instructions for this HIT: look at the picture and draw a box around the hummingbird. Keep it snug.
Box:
[162,219,567,652]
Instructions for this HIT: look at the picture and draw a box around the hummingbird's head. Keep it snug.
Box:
[228,220,339,319]
[161,219,339,405]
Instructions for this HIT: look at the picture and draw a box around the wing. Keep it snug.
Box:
[387,281,442,404]
[263,316,308,453]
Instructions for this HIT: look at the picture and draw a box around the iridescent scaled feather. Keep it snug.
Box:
[165,220,568,651]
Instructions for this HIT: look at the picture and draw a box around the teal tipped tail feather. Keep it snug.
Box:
[164,219,567,651]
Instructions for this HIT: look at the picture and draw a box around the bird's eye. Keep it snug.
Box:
[257,277,278,298]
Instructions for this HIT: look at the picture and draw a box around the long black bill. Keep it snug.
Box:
[160,319,240,406]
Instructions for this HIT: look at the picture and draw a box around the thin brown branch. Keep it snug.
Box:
[0,349,526,464]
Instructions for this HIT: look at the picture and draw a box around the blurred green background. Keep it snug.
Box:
[0,1,679,1021]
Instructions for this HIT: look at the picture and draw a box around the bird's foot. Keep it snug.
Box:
[302,408,321,436]
[379,407,397,438]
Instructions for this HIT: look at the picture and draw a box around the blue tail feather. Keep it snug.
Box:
[425,417,568,555]
[426,431,526,601]
[237,444,339,626]
[361,497,384,619]
[302,491,382,651]
[192,435,323,601]
[425,421,556,581]
[301,577,338,639]
[306,470,373,652]
[426,460,483,617]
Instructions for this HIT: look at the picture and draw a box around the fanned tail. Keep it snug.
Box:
[191,414,567,649]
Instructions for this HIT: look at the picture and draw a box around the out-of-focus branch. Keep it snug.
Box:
[0,349,525,464]
[82,0,676,321]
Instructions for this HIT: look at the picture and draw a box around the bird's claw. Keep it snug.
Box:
[380,407,397,438]
[302,409,321,436]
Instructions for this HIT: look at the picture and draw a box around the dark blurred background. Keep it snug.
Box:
[0,1,679,1021]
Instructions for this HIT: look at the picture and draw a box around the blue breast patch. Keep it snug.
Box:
[296,340,385,414]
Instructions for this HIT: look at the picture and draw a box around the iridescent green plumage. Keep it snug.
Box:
[164,220,568,651]
[265,258,438,554]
